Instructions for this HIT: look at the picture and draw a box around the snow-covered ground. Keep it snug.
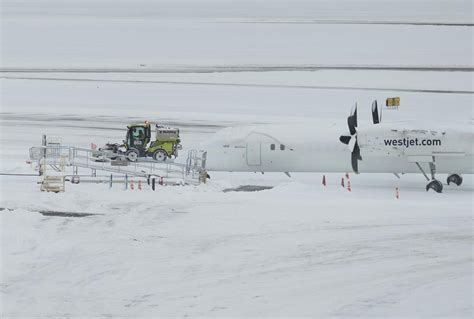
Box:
[1,0,473,317]
[1,175,473,317]
[2,0,473,68]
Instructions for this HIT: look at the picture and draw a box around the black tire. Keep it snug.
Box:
[126,149,139,162]
[426,180,443,193]
[447,174,462,186]
[153,149,167,162]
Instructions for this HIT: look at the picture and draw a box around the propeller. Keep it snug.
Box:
[371,100,382,124]
[339,103,362,174]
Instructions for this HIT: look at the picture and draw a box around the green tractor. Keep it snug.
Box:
[102,121,182,162]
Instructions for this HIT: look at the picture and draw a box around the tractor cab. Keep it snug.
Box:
[125,122,152,155]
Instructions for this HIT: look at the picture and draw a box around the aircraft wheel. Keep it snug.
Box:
[126,149,139,162]
[426,180,443,193]
[153,149,167,162]
[447,174,462,186]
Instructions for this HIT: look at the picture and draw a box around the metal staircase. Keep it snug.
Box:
[29,145,207,185]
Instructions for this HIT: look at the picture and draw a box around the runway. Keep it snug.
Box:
[2,65,473,73]
[2,75,472,95]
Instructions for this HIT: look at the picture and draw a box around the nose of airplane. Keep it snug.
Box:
[198,126,246,171]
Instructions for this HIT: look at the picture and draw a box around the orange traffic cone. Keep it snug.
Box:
[341,177,345,188]
[138,180,142,191]
[130,179,135,190]
[322,175,326,186]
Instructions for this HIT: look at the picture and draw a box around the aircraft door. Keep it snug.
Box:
[246,142,261,166]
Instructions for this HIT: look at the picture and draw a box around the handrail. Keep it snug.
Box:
[29,145,205,184]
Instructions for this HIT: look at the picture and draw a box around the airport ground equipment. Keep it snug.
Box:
[40,175,66,192]
[29,136,207,187]
[98,121,182,162]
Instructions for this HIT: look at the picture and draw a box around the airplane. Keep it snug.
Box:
[201,100,473,193]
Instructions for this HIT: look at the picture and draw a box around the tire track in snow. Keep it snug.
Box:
[1,65,473,73]
[221,19,474,27]
[2,76,473,95]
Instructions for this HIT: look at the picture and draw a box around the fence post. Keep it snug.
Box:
[152,178,156,191]
[109,174,113,189]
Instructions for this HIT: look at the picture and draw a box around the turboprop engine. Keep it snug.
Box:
[340,100,472,174]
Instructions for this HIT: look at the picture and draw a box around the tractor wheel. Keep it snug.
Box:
[153,149,167,162]
[126,149,139,162]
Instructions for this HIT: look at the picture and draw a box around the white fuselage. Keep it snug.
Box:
[202,122,474,175]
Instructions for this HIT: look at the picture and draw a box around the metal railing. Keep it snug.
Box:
[29,145,206,185]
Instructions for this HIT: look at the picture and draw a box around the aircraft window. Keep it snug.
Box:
[280,144,285,151]
[270,144,275,150]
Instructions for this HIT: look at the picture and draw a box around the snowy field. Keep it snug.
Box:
[1,0,473,317]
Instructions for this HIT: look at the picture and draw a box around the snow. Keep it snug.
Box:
[2,1,473,68]
[1,177,473,317]
[1,0,473,317]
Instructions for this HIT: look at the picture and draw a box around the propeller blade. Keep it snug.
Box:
[351,151,359,174]
[354,142,362,161]
[379,103,382,122]
[341,103,362,174]
[352,103,358,128]
[350,103,357,117]
[348,136,357,152]
[351,142,362,174]
[372,100,380,124]
[347,103,358,135]
[339,135,351,145]
[347,115,357,135]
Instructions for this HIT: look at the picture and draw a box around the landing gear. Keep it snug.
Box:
[426,180,443,193]
[447,174,463,186]
[415,157,443,193]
